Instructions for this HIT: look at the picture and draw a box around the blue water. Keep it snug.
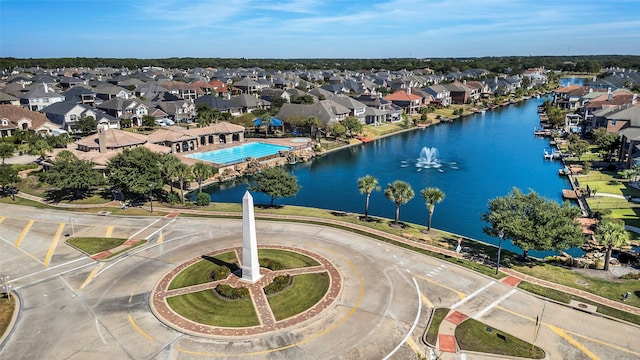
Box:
[186,142,291,165]
[205,79,584,257]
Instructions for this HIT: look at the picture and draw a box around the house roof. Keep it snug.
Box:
[384,90,422,101]
[41,101,88,116]
[76,128,147,149]
[0,104,56,130]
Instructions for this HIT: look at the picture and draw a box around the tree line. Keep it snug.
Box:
[2,55,639,73]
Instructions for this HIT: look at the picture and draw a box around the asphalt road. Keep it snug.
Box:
[0,204,639,360]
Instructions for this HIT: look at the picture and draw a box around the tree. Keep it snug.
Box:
[106,147,162,199]
[192,162,215,193]
[357,175,380,220]
[249,167,300,207]
[384,180,414,226]
[174,162,192,204]
[592,128,619,159]
[0,142,16,164]
[159,153,181,193]
[568,140,590,161]
[332,123,346,139]
[39,150,104,200]
[29,138,53,160]
[595,218,628,271]
[0,164,18,196]
[342,117,363,137]
[482,188,584,258]
[421,187,445,231]
[75,115,97,134]
[141,115,157,129]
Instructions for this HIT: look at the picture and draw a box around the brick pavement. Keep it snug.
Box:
[149,245,342,337]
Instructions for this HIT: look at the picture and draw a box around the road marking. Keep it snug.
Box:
[10,257,87,283]
[157,230,164,244]
[421,292,435,308]
[451,281,495,310]
[0,216,4,223]
[496,306,639,358]
[14,219,34,247]
[473,288,516,318]
[416,275,466,300]
[78,263,104,290]
[128,314,153,340]
[546,323,600,360]
[43,223,65,266]
[105,226,113,238]
[129,218,162,239]
[383,277,422,360]
[405,337,422,357]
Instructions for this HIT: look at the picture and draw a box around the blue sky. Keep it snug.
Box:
[1,0,639,59]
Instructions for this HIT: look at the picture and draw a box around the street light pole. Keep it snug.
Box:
[148,182,153,213]
[9,173,14,201]
[496,230,504,275]
[1,274,11,302]
[70,218,76,239]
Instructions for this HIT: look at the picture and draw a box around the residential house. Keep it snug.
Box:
[276,100,350,127]
[0,92,20,106]
[327,94,367,123]
[423,84,452,107]
[61,86,97,106]
[384,89,423,115]
[260,88,292,103]
[96,98,149,126]
[194,95,243,116]
[19,83,65,111]
[233,78,264,95]
[94,83,131,101]
[228,94,271,114]
[157,81,201,101]
[446,81,474,104]
[351,94,402,125]
[0,104,60,137]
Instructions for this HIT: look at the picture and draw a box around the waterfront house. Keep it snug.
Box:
[423,84,452,107]
[384,89,423,115]
[276,100,350,126]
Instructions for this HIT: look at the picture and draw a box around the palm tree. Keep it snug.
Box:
[421,187,445,231]
[261,114,275,137]
[192,162,213,193]
[595,218,628,271]
[357,175,380,221]
[0,142,16,164]
[384,180,414,226]
[159,154,181,194]
[174,162,192,204]
[30,139,53,160]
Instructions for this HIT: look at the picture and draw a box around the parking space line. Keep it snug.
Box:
[43,223,65,267]
[105,226,113,238]
[546,323,600,360]
[14,219,34,248]
[78,263,104,290]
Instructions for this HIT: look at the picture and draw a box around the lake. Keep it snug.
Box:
[205,79,584,257]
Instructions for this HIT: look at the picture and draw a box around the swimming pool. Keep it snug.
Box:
[186,142,292,165]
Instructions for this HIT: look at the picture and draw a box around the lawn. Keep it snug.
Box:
[267,273,330,321]
[67,237,128,255]
[168,251,239,290]
[456,318,545,359]
[518,281,640,325]
[425,308,449,346]
[512,262,640,307]
[0,295,15,340]
[167,289,259,327]
[258,249,319,269]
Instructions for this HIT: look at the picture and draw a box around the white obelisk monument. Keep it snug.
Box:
[241,191,261,282]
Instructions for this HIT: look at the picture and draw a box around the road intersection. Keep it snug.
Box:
[0,204,639,359]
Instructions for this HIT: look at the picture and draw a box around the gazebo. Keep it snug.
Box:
[253,117,284,136]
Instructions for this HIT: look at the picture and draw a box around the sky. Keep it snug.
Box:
[1,0,639,59]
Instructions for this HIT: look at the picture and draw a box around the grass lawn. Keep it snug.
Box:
[518,281,640,325]
[167,289,259,327]
[512,262,640,307]
[67,237,128,255]
[456,318,545,359]
[258,249,319,269]
[0,295,15,340]
[425,308,449,346]
[268,273,329,321]
[168,251,239,290]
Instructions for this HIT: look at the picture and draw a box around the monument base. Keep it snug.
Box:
[240,266,262,283]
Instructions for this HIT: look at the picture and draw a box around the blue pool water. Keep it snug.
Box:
[186,142,291,165]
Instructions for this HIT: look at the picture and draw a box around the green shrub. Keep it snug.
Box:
[195,192,211,206]
[215,284,249,299]
[167,192,180,204]
[260,258,285,271]
[620,272,640,279]
[212,265,231,281]
[264,275,292,295]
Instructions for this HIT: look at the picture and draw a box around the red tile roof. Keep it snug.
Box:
[384,90,422,101]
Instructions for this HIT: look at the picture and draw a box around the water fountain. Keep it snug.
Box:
[416,147,441,169]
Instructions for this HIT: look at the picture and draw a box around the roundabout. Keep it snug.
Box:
[151,245,343,337]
